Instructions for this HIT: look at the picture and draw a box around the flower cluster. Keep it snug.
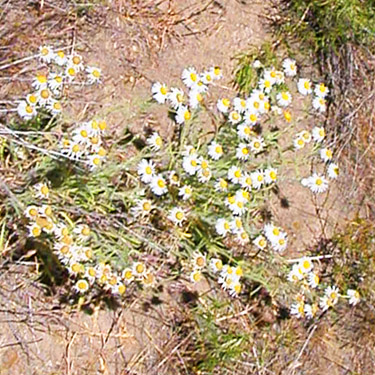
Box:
[25,181,156,296]
[288,257,360,319]
[59,118,108,170]
[17,45,101,120]
[188,253,243,297]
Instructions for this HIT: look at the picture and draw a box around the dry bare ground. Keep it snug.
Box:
[1,0,375,374]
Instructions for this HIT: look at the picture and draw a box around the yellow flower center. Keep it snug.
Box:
[234,284,242,293]
[68,67,76,76]
[264,102,270,110]
[228,196,235,204]
[319,84,326,92]
[281,92,289,101]
[176,93,183,103]
[136,264,145,274]
[92,69,100,78]
[41,185,49,196]
[319,129,325,137]
[145,166,153,175]
[326,150,332,158]
[72,263,81,273]
[316,178,323,186]
[57,51,65,58]
[196,93,203,102]
[90,136,99,145]
[80,130,88,138]
[242,147,249,155]
[304,81,310,90]
[241,232,248,240]
[215,145,223,154]
[184,111,191,120]
[98,148,106,157]
[29,95,37,104]
[82,227,90,236]
[297,139,304,146]
[157,179,165,188]
[303,260,311,269]
[99,121,107,131]
[234,170,241,178]
[284,111,292,122]
[232,112,239,120]
[37,74,47,83]
[41,48,49,56]
[85,249,93,259]
[240,99,246,108]
[220,179,228,189]
[273,228,280,236]
[91,120,98,129]
[190,73,197,82]
[25,105,33,114]
[196,257,205,267]
[118,284,126,294]
[53,102,61,110]
[215,260,223,270]
[270,71,276,78]
[224,222,230,230]
[235,267,243,276]
[143,202,151,211]
[191,160,197,167]
[155,137,162,146]
[192,272,201,282]
[259,239,266,247]
[237,201,243,208]
[245,177,252,185]
[72,56,81,65]
[32,226,41,237]
[29,208,38,216]
[334,167,339,175]
[77,281,87,290]
[264,80,271,88]
[55,75,63,83]
[44,206,52,216]
[250,114,257,122]
[40,89,49,99]
[253,141,260,149]
[185,187,191,195]
[160,86,167,95]
[242,191,249,200]
[214,67,221,76]
[62,235,73,245]
[72,144,80,153]
[205,74,212,82]
[202,169,210,177]
[257,175,263,182]
[175,211,184,221]
[222,98,230,107]
[124,270,133,279]
[201,160,208,169]
[314,275,320,284]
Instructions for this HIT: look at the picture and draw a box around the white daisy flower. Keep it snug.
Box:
[243,111,259,126]
[209,258,223,273]
[167,87,185,109]
[231,199,247,217]
[246,96,261,114]
[301,173,329,193]
[271,233,288,252]
[65,65,78,82]
[191,80,208,93]
[73,224,91,242]
[293,136,305,150]
[200,70,214,85]
[220,264,234,279]
[240,173,253,191]
[218,274,235,291]
[54,49,67,66]
[217,98,231,113]
[253,235,267,250]
[233,97,247,114]
[188,90,203,109]
[263,68,278,85]
[228,111,242,125]
[312,96,327,112]
[190,269,202,283]
[47,99,62,115]
[308,272,320,289]
[28,223,42,237]
[249,136,265,154]
[304,303,318,319]
[175,105,191,124]
[150,174,168,196]
[290,301,305,318]
[32,74,48,90]
[87,155,102,170]
[37,88,52,106]
[34,182,50,199]
[179,185,192,200]
[214,178,228,192]
[197,168,212,183]
[297,78,312,95]
[151,82,168,104]
[68,54,84,71]
[235,189,250,203]
[228,281,242,297]
[168,207,186,226]
[122,268,135,284]
[287,264,304,283]
[215,218,231,237]
[237,123,253,141]
[236,143,250,161]
[86,66,102,84]
[264,168,277,184]
[211,66,222,80]
[181,67,198,88]
[26,92,39,106]
[24,205,39,220]
[236,230,250,245]
[320,147,333,163]
[17,101,37,120]
[131,199,153,217]
[72,124,91,145]
[264,223,282,243]
[74,279,89,294]
[147,132,163,151]
[276,91,292,107]
[38,204,53,217]
[132,262,147,278]
[299,257,314,273]
[258,78,273,94]
[347,289,360,306]
[192,252,206,269]
[314,83,329,98]
[181,145,197,157]
[182,154,200,175]
[227,166,242,184]
[250,170,264,190]
[282,58,297,77]
[39,45,55,63]
[169,170,180,186]
[312,126,326,142]
[207,141,223,160]
[327,163,339,179]
[230,217,243,233]
[298,130,312,143]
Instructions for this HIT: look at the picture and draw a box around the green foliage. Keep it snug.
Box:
[277,0,375,54]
